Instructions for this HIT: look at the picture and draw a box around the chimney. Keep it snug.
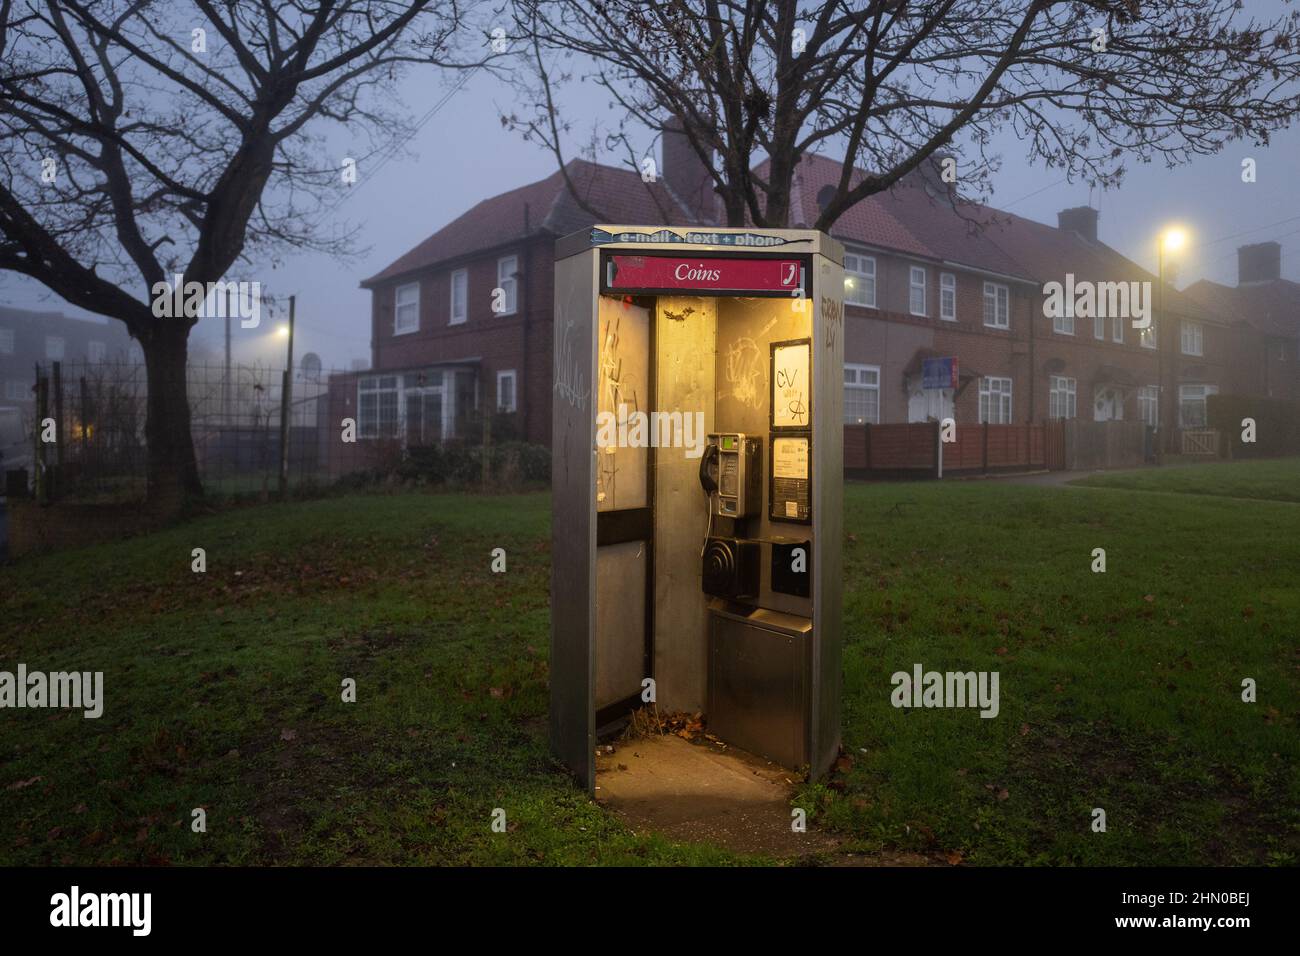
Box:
[660,116,714,223]
[1058,206,1099,244]
[1237,241,1281,285]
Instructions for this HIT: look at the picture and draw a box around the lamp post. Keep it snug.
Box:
[1155,227,1187,462]
[278,295,296,498]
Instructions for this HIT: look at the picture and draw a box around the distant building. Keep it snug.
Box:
[0,305,137,414]
[339,133,1262,462]
[1185,242,1299,403]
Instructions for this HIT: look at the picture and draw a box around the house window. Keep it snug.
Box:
[497,370,517,413]
[844,364,880,424]
[979,376,1013,424]
[1180,321,1203,356]
[0,328,13,354]
[394,283,419,335]
[940,273,956,321]
[88,340,106,363]
[1138,386,1158,427]
[358,375,400,438]
[844,252,876,307]
[1112,314,1124,344]
[1140,324,1156,349]
[1049,376,1077,420]
[45,336,65,360]
[1054,306,1074,335]
[909,266,927,316]
[5,381,28,401]
[496,256,518,315]
[983,282,1009,329]
[1178,384,1217,428]
[1094,313,1105,340]
[450,269,467,325]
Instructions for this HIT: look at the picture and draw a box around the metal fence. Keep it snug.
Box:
[9,359,547,504]
[18,359,344,501]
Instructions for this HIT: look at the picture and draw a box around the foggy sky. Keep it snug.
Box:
[3,23,1299,371]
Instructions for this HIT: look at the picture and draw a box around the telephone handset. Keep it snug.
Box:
[698,442,719,495]
[700,433,760,519]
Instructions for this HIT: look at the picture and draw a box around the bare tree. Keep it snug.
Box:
[0,0,486,506]
[507,0,1300,228]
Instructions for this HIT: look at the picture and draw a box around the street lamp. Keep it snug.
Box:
[1155,225,1190,462]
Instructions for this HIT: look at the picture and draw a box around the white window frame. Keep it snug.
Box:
[357,375,401,439]
[1054,308,1075,335]
[983,282,1009,329]
[496,255,518,316]
[1180,320,1203,357]
[844,364,881,424]
[1094,313,1105,341]
[0,328,13,354]
[394,282,420,335]
[496,369,517,413]
[45,336,65,360]
[1178,383,1218,428]
[1138,385,1158,427]
[979,376,1013,424]
[1112,314,1124,344]
[844,251,876,308]
[939,272,956,321]
[909,266,927,317]
[450,269,468,325]
[1049,375,1077,420]
[1140,324,1157,350]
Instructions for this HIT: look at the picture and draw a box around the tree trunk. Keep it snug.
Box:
[142,323,202,510]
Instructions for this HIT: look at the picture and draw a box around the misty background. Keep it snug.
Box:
[3,31,1298,371]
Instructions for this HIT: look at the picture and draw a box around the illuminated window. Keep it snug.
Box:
[844,364,880,423]
[844,252,876,307]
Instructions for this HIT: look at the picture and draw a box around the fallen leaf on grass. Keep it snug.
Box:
[6,776,42,791]
[945,850,963,866]
[279,728,297,742]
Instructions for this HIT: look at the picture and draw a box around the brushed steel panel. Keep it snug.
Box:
[550,251,598,793]
[708,610,810,769]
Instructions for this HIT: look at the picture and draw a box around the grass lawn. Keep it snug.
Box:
[1071,455,1300,503]
[1,466,1296,866]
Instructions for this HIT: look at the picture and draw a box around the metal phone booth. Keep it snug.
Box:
[550,225,844,794]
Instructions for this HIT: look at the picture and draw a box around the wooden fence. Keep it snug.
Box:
[845,421,1064,478]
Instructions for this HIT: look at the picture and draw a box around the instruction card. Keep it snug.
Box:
[771,434,811,522]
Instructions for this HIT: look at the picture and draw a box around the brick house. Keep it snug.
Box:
[1185,241,1300,403]
[339,136,1255,468]
[330,159,696,456]
[0,305,136,414]
[777,154,1228,441]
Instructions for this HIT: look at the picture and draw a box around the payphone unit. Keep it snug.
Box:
[551,225,844,791]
